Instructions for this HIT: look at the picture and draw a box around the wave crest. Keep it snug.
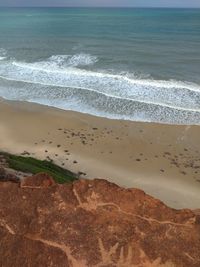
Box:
[48,53,98,68]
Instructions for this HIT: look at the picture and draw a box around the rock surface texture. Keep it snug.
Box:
[0,172,200,267]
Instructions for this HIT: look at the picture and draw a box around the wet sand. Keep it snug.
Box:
[0,98,200,209]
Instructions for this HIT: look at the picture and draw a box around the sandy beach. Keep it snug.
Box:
[0,97,200,209]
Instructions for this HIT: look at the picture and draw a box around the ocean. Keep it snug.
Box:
[0,7,200,124]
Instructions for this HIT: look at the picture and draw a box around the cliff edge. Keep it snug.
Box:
[0,172,200,267]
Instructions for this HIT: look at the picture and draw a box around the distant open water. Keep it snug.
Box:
[0,7,200,124]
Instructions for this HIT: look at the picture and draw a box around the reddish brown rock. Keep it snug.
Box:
[20,172,55,188]
[0,174,200,267]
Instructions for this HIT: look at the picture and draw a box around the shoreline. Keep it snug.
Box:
[0,98,200,209]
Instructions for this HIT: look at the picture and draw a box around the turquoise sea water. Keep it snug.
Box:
[0,8,200,124]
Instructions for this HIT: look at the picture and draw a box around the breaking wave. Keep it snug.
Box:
[0,53,200,124]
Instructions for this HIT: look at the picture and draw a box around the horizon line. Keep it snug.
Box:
[0,6,200,9]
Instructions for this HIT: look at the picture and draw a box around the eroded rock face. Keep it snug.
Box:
[0,173,200,267]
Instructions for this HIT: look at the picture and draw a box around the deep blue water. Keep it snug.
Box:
[0,8,200,124]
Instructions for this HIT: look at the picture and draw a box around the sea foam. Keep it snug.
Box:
[48,53,98,68]
[0,53,200,124]
[0,48,7,61]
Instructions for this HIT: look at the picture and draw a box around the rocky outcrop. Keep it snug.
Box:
[0,173,200,267]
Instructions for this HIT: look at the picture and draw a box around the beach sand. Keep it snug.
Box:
[0,98,200,209]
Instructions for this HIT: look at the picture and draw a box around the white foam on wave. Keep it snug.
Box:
[1,82,200,125]
[0,50,200,124]
[46,53,98,68]
[0,48,7,61]
[64,53,98,67]
[0,53,200,122]
[0,57,200,112]
[10,60,200,92]
[11,53,98,72]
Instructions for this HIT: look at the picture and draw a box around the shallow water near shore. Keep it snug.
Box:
[0,8,200,124]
